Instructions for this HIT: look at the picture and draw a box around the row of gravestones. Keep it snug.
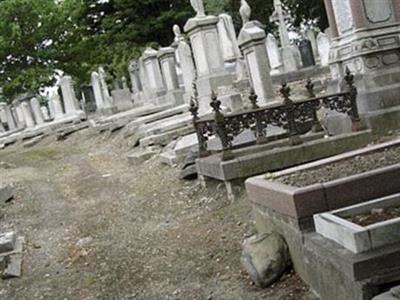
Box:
[0,76,85,134]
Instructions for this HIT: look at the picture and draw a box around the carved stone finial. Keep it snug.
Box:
[190,0,206,17]
[239,0,251,25]
[173,24,183,42]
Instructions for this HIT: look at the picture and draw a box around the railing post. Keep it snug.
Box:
[189,82,208,157]
[210,91,234,161]
[249,88,267,144]
[280,82,302,146]
[344,67,363,132]
[306,79,323,133]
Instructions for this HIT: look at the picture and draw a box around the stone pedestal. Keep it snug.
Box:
[59,76,85,119]
[158,47,184,106]
[324,0,400,130]
[184,15,240,114]
[238,21,274,104]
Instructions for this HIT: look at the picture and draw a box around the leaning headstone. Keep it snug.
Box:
[173,25,196,103]
[50,91,64,120]
[30,97,44,125]
[317,32,330,66]
[217,13,241,63]
[91,71,105,112]
[266,33,282,73]
[59,76,85,118]
[98,67,117,114]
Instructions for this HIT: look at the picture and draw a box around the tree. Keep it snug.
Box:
[0,0,64,101]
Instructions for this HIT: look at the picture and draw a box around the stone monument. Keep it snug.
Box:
[30,97,44,125]
[266,33,283,73]
[238,0,274,104]
[157,47,184,106]
[317,32,330,66]
[173,24,196,103]
[270,0,300,72]
[98,67,117,114]
[59,75,85,119]
[324,0,400,129]
[141,47,167,103]
[184,0,242,113]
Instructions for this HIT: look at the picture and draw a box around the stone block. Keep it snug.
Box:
[0,232,16,253]
[127,150,157,165]
[0,185,14,204]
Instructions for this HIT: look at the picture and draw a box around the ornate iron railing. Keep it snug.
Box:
[189,68,362,160]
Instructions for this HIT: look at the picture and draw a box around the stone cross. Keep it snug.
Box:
[190,0,205,17]
[270,0,291,48]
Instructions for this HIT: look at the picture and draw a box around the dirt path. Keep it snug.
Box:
[0,129,311,300]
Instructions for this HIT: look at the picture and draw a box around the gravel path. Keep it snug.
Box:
[277,146,400,187]
[0,129,312,300]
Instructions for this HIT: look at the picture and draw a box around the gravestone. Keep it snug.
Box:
[298,39,315,67]
[158,47,184,106]
[173,25,196,103]
[98,67,117,114]
[217,13,241,63]
[306,29,319,63]
[41,106,50,121]
[20,102,35,128]
[59,75,85,118]
[270,0,299,72]
[266,33,283,73]
[324,0,400,129]
[317,32,330,66]
[91,71,105,112]
[141,47,166,102]
[50,91,64,120]
[30,97,44,125]
[238,3,274,104]
[184,0,241,114]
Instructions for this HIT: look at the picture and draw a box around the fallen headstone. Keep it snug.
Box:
[127,149,157,165]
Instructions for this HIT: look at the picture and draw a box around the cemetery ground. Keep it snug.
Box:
[0,129,314,300]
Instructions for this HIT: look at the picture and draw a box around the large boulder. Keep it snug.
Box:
[241,232,291,288]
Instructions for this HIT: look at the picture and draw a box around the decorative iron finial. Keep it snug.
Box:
[306,79,315,98]
[249,87,259,109]
[240,0,251,26]
[189,81,199,120]
[344,67,354,88]
[280,82,291,101]
[210,90,221,112]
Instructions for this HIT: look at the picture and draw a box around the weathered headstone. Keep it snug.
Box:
[238,4,274,104]
[59,75,85,118]
[141,47,166,102]
[30,97,44,125]
[20,102,35,128]
[317,32,330,66]
[41,106,50,121]
[266,33,282,73]
[217,13,241,63]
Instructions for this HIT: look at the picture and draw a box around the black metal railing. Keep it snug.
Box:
[189,68,362,160]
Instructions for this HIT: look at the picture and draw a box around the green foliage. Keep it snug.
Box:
[0,0,328,101]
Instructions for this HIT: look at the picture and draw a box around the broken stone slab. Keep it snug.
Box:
[2,236,24,279]
[0,232,16,253]
[241,232,291,288]
[55,122,89,140]
[373,286,400,299]
[0,185,14,204]
[127,149,157,165]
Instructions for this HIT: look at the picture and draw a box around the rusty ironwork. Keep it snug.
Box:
[190,70,362,157]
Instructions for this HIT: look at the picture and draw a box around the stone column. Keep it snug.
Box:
[325,0,400,129]
[30,97,44,125]
[59,75,85,118]
[141,47,166,102]
[158,47,184,106]
[184,14,240,113]
[239,21,274,104]
[21,102,35,128]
